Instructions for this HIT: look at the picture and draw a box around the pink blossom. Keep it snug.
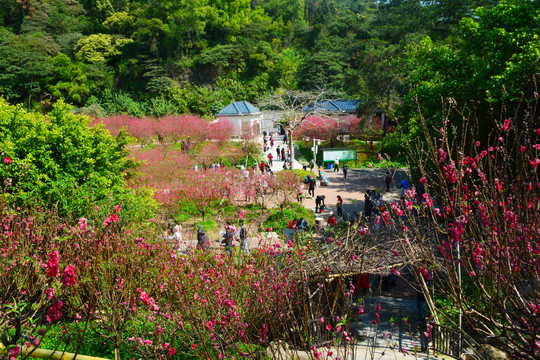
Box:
[115,204,121,213]
[521,146,526,152]
[168,348,176,355]
[48,300,62,321]
[475,141,480,147]
[61,264,76,286]
[418,267,431,281]
[503,119,510,131]
[4,156,12,164]
[78,218,87,233]
[419,177,427,184]
[326,324,332,331]
[191,344,197,350]
[9,345,20,360]
[46,251,59,278]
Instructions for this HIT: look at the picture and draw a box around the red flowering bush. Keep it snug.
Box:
[387,107,540,359]
[0,198,372,359]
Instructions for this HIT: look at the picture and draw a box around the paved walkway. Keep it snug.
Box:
[260,134,304,171]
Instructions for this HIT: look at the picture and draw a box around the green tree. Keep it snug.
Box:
[0,98,155,219]
[402,0,540,143]
[0,29,53,107]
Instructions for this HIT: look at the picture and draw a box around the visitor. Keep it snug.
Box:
[260,161,265,173]
[276,146,281,161]
[342,163,348,179]
[298,217,309,231]
[334,157,339,172]
[196,225,208,251]
[288,218,298,229]
[173,221,182,250]
[268,153,273,167]
[310,159,315,172]
[364,193,372,221]
[281,148,285,161]
[315,195,326,213]
[336,195,343,217]
[327,212,337,228]
[220,159,224,169]
[270,137,274,148]
[283,133,288,143]
[223,221,236,255]
[297,185,303,203]
[239,219,249,255]
[398,184,405,201]
[308,177,316,198]
[385,171,392,192]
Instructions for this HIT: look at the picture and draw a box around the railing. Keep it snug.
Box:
[431,322,462,358]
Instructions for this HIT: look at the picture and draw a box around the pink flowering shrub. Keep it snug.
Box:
[0,198,376,359]
[387,111,540,359]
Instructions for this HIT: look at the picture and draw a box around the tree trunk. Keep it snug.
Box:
[288,129,294,169]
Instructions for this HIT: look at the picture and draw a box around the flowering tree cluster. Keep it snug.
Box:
[294,115,365,142]
[0,192,403,360]
[91,115,233,145]
[382,104,540,358]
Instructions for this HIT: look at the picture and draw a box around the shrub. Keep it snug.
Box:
[0,99,155,220]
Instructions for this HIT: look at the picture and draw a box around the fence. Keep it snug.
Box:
[431,322,463,358]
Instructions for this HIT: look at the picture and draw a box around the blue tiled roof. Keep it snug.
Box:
[303,100,360,112]
[217,101,260,116]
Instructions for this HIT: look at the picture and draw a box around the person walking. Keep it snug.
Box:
[276,146,281,161]
[223,221,236,255]
[268,153,273,167]
[342,163,348,179]
[334,157,339,172]
[260,161,265,173]
[270,137,274,148]
[315,195,326,213]
[239,219,249,255]
[310,159,315,172]
[385,171,392,192]
[281,148,285,162]
[308,177,316,197]
[336,195,343,217]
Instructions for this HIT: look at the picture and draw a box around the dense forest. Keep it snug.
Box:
[1,0,538,137]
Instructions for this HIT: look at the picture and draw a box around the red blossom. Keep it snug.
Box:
[46,251,59,278]
[61,264,76,286]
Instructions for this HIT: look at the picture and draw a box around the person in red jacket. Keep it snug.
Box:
[260,161,265,173]
[288,218,298,229]
[336,195,343,217]
[268,153,273,167]
[327,212,337,228]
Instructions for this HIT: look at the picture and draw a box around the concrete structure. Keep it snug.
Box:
[216,101,263,138]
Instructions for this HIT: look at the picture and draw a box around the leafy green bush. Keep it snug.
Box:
[0,99,156,220]
[261,202,315,231]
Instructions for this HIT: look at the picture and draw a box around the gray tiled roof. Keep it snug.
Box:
[217,101,260,116]
[303,100,360,112]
